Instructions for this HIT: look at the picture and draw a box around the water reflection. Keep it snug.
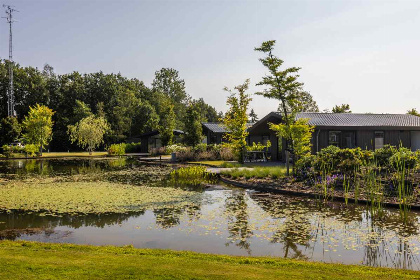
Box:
[1,158,420,270]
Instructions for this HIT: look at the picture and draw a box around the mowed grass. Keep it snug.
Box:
[40,152,108,158]
[0,241,418,280]
[221,166,287,179]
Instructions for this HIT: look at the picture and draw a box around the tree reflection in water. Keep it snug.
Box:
[223,190,253,254]
[0,210,145,240]
[249,193,420,269]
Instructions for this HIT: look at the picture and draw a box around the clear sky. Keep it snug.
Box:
[1,0,419,118]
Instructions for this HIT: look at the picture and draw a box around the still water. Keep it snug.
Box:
[0,158,419,270]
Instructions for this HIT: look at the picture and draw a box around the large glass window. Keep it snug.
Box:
[375,131,384,150]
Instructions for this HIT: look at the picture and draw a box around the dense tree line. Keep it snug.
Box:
[0,60,220,151]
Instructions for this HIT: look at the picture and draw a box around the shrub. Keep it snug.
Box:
[176,147,195,161]
[166,144,187,154]
[374,145,397,167]
[314,145,340,171]
[150,146,166,156]
[193,143,208,153]
[335,148,373,172]
[2,144,24,158]
[220,147,235,161]
[24,144,39,157]
[125,142,142,153]
[389,147,418,170]
[108,143,126,156]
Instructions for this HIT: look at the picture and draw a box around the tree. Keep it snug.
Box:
[68,115,109,155]
[183,104,203,146]
[152,68,189,129]
[22,104,54,156]
[407,108,420,117]
[223,79,252,164]
[269,119,314,168]
[332,104,351,113]
[254,40,304,175]
[0,116,21,145]
[158,98,176,147]
[249,109,258,123]
[190,98,219,122]
[72,100,93,123]
[285,91,319,113]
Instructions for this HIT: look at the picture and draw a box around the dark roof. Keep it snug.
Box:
[296,113,420,127]
[202,122,255,133]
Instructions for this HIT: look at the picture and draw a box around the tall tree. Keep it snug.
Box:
[22,104,54,155]
[407,108,420,117]
[158,98,176,147]
[255,40,303,174]
[152,68,189,129]
[223,79,252,164]
[332,104,351,113]
[249,109,258,123]
[68,115,109,155]
[183,104,203,146]
[0,116,21,145]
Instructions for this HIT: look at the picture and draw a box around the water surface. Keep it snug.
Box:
[0,158,419,270]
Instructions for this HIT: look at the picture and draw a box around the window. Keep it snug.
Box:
[329,131,341,147]
[375,131,384,150]
[329,131,356,148]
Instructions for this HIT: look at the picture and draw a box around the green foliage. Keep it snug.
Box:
[221,166,287,179]
[183,104,203,146]
[332,104,351,113]
[269,118,314,167]
[24,144,39,157]
[313,146,373,174]
[0,61,216,152]
[125,142,142,153]
[158,98,176,147]
[374,145,397,167]
[283,91,319,113]
[68,115,110,154]
[246,141,271,152]
[72,100,93,123]
[2,144,24,157]
[389,147,418,170]
[0,116,21,146]
[108,143,126,156]
[170,166,216,186]
[222,79,252,163]
[407,108,420,117]
[22,104,54,154]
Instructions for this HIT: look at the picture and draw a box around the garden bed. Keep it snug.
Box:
[220,175,420,210]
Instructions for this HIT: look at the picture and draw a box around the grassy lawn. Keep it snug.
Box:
[0,241,418,280]
[40,152,108,157]
[221,166,287,179]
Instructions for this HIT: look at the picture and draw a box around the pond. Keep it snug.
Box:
[0,158,419,270]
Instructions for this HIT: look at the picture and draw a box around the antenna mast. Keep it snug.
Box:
[3,5,17,117]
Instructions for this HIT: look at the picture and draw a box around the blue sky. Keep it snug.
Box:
[1,0,419,117]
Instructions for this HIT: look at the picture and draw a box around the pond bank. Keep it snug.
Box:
[219,176,420,210]
[0,241,418,280]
